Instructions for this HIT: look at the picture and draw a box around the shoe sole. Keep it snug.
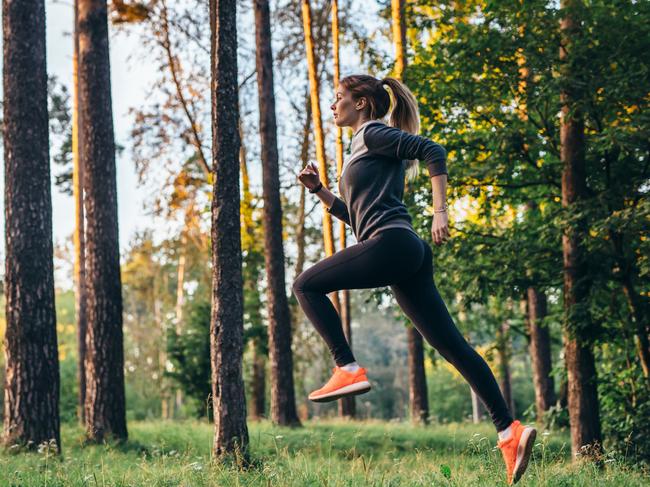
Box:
[512,427,536,484]
[309,380,371,403]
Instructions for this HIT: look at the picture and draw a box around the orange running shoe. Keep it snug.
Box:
[497,420,537,485]
[308,366,371,403]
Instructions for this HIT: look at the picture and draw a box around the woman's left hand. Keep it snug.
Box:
[431,211,450,245]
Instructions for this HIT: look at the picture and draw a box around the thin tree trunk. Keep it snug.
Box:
[560,0,602,459]
[290,93,312,421]
[78,0,127,443]
[173,231,187,416]
[249,341,267,420]
[391,0,429,425]
[254,0,301,427]
[471,387,485,423]
[240,118,267,421]
[496,319,515,416]
[332,0,355,419]
[515,27,557,423]
[301,0,341,313]
[408,325,430,424]
[391,0,406,77]
[73,0,88,428]
[209,0,250,460]
[526,285,556,422]
[153,293,169,420]
[2,0,61,453]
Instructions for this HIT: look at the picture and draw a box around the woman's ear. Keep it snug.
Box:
[355,97,366,111]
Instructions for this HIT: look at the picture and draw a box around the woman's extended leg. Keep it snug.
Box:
[389,239,513,431]
[292,229,424,366]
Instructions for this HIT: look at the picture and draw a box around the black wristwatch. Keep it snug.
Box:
[309,181,323,194]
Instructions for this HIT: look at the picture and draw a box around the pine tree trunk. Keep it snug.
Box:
[72,0,88,428]
[471,387,485,423]
[332,0,355,419]
[391,0,406,77]
[78,0,127,443]
[526,286,556,421]
[210,0,250,460]
[173,232,186,416]
[240,119,267,421]
[250,341,267,420]
[496,320,515,416]
[290,93,311,421]
[560,0,602,459]
[407,326,430,424]
[254,0,301,427]
[301,0,341,313]
[391,0,429,425]
[2,0,61,453]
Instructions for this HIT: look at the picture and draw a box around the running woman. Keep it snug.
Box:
[293,74,536,485]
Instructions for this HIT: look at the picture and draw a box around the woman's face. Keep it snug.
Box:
[330,85,365,127]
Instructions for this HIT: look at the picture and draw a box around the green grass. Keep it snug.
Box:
[0,419,647,486]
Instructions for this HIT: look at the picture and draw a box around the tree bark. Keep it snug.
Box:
[407,325,430,424]
[78,0,127,443]
[73,0,88,428]
[2,0,61,453]
[331,0,355,419]
[240,118,267,421]
[210,0,250,460]
[560,0,602,459]
[496,319,515,416]
[301,0,341,313]
[254,0,301,428]
[526,285,556,422]
[391,0,429,425]
[249,341,267,420]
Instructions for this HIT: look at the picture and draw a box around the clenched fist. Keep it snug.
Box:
[298,161,321,191]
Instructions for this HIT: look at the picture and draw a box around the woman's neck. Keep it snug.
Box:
[351,117,373,136]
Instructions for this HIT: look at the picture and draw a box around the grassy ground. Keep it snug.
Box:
[0,418,647,486]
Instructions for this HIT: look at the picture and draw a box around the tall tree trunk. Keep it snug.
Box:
[407,325,430,424]
[525,284,556,422]
[78,0,127,443]
[250,342,267,420]
[496,319,515,416]
[290,93,312,421]
[391,0,406,77]
[254,0,301,427]
[560,0,602,459]
[332,0,355,419]
[173,231,187,416]
[2,0,61,453]
[301,0,341,313]
[210,0,250,459]
[471,387,485,423]
[515,27,557,422]
[240,118,267,421]
[391,0,429,425]
[73,0,88,428]
[153,293,170,419]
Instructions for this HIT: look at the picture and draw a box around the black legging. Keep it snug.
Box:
[292,227,513,431]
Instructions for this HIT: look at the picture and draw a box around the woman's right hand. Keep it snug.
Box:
[297,161,321,191]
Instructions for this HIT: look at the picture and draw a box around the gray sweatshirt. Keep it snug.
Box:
[327,120,447,242]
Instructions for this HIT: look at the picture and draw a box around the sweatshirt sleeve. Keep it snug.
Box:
[326,196,351,226]
[363,123,448,178]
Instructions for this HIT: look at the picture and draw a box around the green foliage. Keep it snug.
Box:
[165,298,212,419]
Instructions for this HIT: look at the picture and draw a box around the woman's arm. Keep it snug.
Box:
[430,173,450,245]
[297,161,351,226]
[313,185,351,226]
[363,123,448,178]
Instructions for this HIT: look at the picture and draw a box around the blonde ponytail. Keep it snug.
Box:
[382,77,421,181]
